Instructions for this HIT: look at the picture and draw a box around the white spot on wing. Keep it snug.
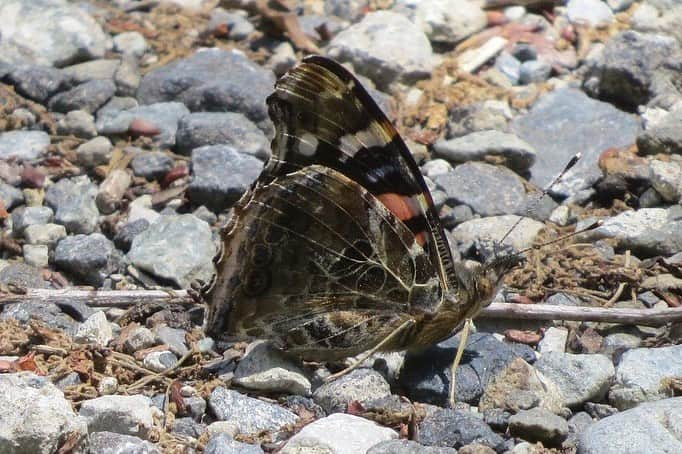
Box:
[298,133,319,157]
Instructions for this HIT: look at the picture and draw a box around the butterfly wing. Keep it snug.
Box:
[204,165,442,360]
[203,56,460,359]
[265,56,458,291]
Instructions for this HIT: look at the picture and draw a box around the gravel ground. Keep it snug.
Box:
[0,0,681,453]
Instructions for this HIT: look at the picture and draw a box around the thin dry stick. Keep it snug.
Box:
[1,289,681,327]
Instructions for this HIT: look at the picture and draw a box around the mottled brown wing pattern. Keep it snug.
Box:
[204,165,443,360]
[265,56,458,291]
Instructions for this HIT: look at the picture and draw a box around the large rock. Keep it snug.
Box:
[578,397,682,454]
[208,387,298,435]
[535,352,615,408]
[434,162,528,216]
[312,369,392,414]
[48,79,116,114]
[54,233,119,286]
[418,408,507,452]
[608,345,682,409]
[582,207,682,257]
[127,214,215,288]
[282,413,398,454]
[0,372,88,454]
[175,112,270,159]
[0,130,50,162]
[0,0,108,67]
[451,215,545,251]
[79,395,155,439]
[188,145,263,212]
[511,88,641,199]
[327,11,435,89]
[137,49,275,132]
[88,431,161,454]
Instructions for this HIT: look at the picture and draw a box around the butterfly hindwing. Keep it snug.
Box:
[204,165,442,360]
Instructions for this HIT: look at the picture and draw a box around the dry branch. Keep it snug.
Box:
[1,289,681,327]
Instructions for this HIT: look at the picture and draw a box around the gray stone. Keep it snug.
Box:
[578,397,682,454]
[0,183,24,210]
[208,9,254,40]
[6,65,67,102]
[143,350,178,373]
[638,108,682,156]
[97,102,190,148]
[24,223,67,246]
[609,345,682,409]
[447,100,512,138]
[60,59,120,84]
[113,32,148,57]
[495,52,521,85]
[0,262,48,289]
[282,413,398,454]
[56,110,98,138]
[153,325,189,356]
[0,300,79,334]
[122,326,156,354]
[131,152,174,180]
[76,136,113,168]
[233,342,311,396]
[188,145,263,211]
[600,332,642,360]
[204,433,263,454]
[0,372,88,454]
[96,96,138,124]
[55,233,118,286]
[208,387,298,435]
[582,207,682,257]
[451,215,544,251]
[0,0,107,67]
[433,131,536,174]
[45,175,99,234]
[192,205,217,225]
[368,439,457,453]
[511,88,640,199]
[23,244,49,268]
[435,162,527,216]
[567,0,614,26]
[418,408,507,452]
[114,218,149,253]
[175,112,270,159]
[518,60,552,84]
[535,352,614,408]
[127,214,214,288]
[327,11,435,89]
[313,369,391,414]
[324,0,369,21]
[74,311,113,347]
[49,79,116,114]
[0,130,50,162]
[408,0,487,43]
[137,49,275,132]
[114,56,141,97]
[88,431,161,454]
[79,395,155,439]
[537,327,568,354]
[584,31,682,110]
[508,408,568,446]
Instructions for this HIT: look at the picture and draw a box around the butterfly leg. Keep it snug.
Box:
[449,317,474,408]
[324,319,416,383]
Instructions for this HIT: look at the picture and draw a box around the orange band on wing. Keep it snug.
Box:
[377,193,427,246]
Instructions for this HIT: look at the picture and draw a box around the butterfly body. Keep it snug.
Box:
[201,56,519,364]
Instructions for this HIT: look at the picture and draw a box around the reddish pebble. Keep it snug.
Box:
[561,25,577,43]
[487,11,508,26]
[21,164,46,188]
[213,23,230,38]
[505,329,542,345]
[163,165,188,187]
[129,118,161,137]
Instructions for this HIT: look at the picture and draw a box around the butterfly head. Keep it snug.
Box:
[450,241,525,317]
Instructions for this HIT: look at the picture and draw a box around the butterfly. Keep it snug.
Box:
[198,56,522,406]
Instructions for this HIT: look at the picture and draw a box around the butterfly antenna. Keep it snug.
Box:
[518,219,603,255]
[498,152,582,246]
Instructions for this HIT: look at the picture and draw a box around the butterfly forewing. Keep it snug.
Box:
[265,56,457,291]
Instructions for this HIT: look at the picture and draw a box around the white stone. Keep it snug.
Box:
[0,372,88,453]
[98,376,118,395]
[649,159,682,202]
[22,244,49,268]
[79,395,155,439]
[23,223,67,246]
[74,311,113,347]
[143,350,178,373]
[549,205,572,227]
[538,327,568,354]
[567,0,615,26]
[458,36,508,73]
[113,31,147,57]
[205,421,240,439]
[413,0,487,43]
[282,413,398,454]
[452,215,545,251]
